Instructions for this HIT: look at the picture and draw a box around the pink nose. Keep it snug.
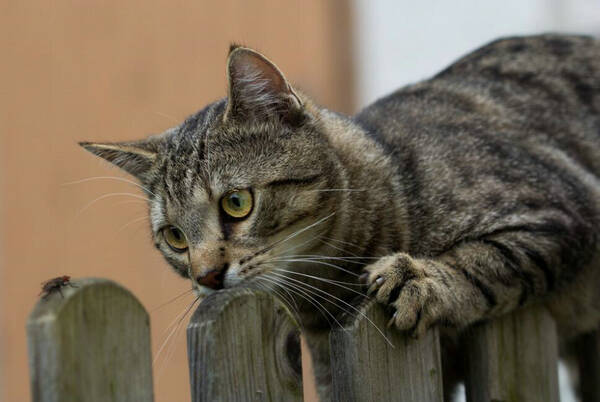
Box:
[196,264,228,290]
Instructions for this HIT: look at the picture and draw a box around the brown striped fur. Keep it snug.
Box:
[81,35,600,400]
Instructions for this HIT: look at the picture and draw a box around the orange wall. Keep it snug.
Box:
[0,2,354,401]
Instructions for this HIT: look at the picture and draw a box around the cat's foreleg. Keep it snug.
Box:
[362,233,563,336]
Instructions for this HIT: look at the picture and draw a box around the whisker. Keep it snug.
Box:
[259,212,335,255]
[269,258,360,278]
[303,188,366,192]
[259,275,310,316]
[153,296,201,367]
[270,272,394,347]
[266,274,351,329]
[272,267,364,287]
[278,288,302,320]
[63,176,157,196]
[160,297,198,377]
[258,276,301,317]
[254,280,293,310]
[269,229,327,257]
[269,254,376,264]
[320,238,359,257]
[273,268,367,295]
[118,215,148,232]
[157,295,199,339]
[253,280,303,329]
[320,235,362,249]
[155,296,201,383]
[150,288,194,312]
[261,274,343,329]
[112,199,149,207]
[76,192,150,216]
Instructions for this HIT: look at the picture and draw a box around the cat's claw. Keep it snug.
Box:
[363,253,444,337]
[387,311,398,329]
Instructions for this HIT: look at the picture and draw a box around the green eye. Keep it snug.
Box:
[221,189,253,219]
[163,226,188,252]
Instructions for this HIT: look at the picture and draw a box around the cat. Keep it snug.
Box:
[81,34,600,400]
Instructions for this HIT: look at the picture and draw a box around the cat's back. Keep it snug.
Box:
[355,34,600,174]
[352,34,600,256]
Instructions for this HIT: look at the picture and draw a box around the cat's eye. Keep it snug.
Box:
[221,189,253,219]
[163,226,188,252]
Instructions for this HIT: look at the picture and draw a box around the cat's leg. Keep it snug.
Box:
[362,226,586,336]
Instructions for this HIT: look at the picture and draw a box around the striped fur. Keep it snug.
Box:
[81,35,600,400]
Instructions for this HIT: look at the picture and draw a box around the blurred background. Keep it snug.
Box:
[1,1,598,401]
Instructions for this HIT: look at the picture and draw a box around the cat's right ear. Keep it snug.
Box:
[79,138,159,181]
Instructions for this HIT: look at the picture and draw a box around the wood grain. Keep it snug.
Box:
[329,300,444,402]
[187,288,303,402]
[27,278,154,402]
[464,304,559,402]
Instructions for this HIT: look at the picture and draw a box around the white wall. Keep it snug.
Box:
[353,0,600,108]
[352,1,600,401]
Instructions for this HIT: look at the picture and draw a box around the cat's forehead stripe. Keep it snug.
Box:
[157,101,229,205]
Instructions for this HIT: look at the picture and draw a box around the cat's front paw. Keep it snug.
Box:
[362,253,445,337]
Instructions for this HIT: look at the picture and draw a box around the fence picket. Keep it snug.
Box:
[27,278,154,402]
[26,278,569,401]
[329,301,444,402]
[464,304,559,402]
[186,288,303,402]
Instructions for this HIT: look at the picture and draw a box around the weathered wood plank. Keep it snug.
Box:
[330,301,444,402]
[187,288,303,402]
[465,304,559,402]
[27,278,154,402]
[576,329,600,402]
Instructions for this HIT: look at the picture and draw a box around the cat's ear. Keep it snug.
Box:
[79,137,160,180]
[224,45,303,123]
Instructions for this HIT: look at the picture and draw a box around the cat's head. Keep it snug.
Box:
[80,46,345,295]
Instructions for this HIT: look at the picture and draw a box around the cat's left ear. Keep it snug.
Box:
[79,137,161,181]
[224,45,303,123]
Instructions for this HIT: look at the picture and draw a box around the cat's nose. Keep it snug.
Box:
[196,263,229,290]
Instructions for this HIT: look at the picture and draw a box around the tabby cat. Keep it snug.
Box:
[81,35,600,400]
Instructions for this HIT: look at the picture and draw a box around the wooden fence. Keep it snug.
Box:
[27,277,599,401]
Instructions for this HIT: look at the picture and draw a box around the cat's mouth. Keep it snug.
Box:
[190,261,270,296]
[188,212,337,297]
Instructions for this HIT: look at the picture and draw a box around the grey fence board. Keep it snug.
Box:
[187,288,303,402]
[465,304,559,402]
[27,278,154,402]
[329,301,444,402]
[26,277,567,402]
